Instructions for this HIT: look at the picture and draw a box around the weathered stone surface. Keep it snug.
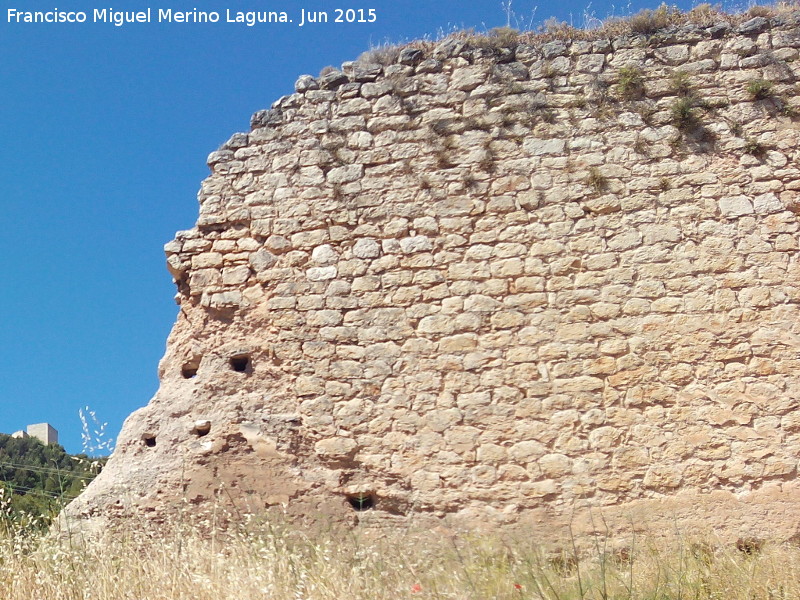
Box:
[319,69,349,89]
[542,40,567,58]
[66,18,800,545]
[294,75,319,93]
[719,195,754,217]
[398,48,423,65]
[353,63,382,82]
[738,16,769,35]
[754,192,783,214]
[523,138,566,155]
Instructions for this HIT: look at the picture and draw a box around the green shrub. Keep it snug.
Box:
[617,66,644,100]
[743,137,767,157]
[780,101,798,118]
[670,70,692,97]
[633,137,649,155]
[671,96,699,130]
[569,95,588,109]
[746,79,774,100]
[587,167,608,192]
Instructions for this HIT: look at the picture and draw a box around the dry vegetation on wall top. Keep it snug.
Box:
[357,2,800,64]
[63,0,800,548]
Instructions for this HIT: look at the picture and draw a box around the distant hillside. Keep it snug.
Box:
[0,434,101,523]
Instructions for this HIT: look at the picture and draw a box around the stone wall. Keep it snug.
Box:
[66,13,800,542]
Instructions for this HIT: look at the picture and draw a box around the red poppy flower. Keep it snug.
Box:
[411,583,422,593]
[514,583,523,590]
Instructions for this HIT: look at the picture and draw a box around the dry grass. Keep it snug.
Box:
[0,514,799,599]
[356,43,403,65]
[627,4,683,35]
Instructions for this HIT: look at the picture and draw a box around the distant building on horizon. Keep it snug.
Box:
[10,423,58,445]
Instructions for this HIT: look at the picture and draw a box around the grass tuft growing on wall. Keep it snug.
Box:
[746,78,775,100]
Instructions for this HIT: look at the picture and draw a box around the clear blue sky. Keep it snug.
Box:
[0,0,751,454]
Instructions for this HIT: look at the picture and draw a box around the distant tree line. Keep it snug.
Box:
[0,433,104,523]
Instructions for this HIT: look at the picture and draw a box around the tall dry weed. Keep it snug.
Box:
[0,513,797,599]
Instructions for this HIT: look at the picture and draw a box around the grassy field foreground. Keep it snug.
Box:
[0,514,797,599]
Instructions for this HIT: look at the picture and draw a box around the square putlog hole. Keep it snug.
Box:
[229,355,250,373]
[346,493,375,511]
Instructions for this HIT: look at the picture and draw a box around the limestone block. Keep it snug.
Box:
[418,315,456,336]
[612,446,649,469]
[298,166,325,185]
[641,224,681,244]
[607,230,642,251]
[306,266,338,281]
[450,66,488,91]
[585,357,616,375]
[329,116,367,133]
[585,195,621,214]
[221,266,251,286]
[306,310,344,327]
[192,252,224,269]
[291,230,329,248]
[539,453,572,477]
[643,465,682,489]
[187,272,219,299]
[445,426,480,453]
[509,440,547,463]
[311,244,339,265]
[522,479,557,497]
[552,376,604,393]
[575,53,605,73]
[719,195,754,217]
[651,297,683,313]
[680,59,717,73]
[338,98,371,116]
[327,164,363,185]
[295,375,325,396]
[440,335,477,352]
[588,426,619,450]
[351,276,381,292]
[247,250,278,275]
[207,291,242,308]
[315,437,358,460]
[738,16,768,35]
[523,138,566,156]
[753,193,783,214]
[491,311,524,329]
[654,44,689,65]
[399,236,433,254]
[476,443,508,465]
[463,294,501,312]
[262,235,289,253]
[420,409,462,436]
